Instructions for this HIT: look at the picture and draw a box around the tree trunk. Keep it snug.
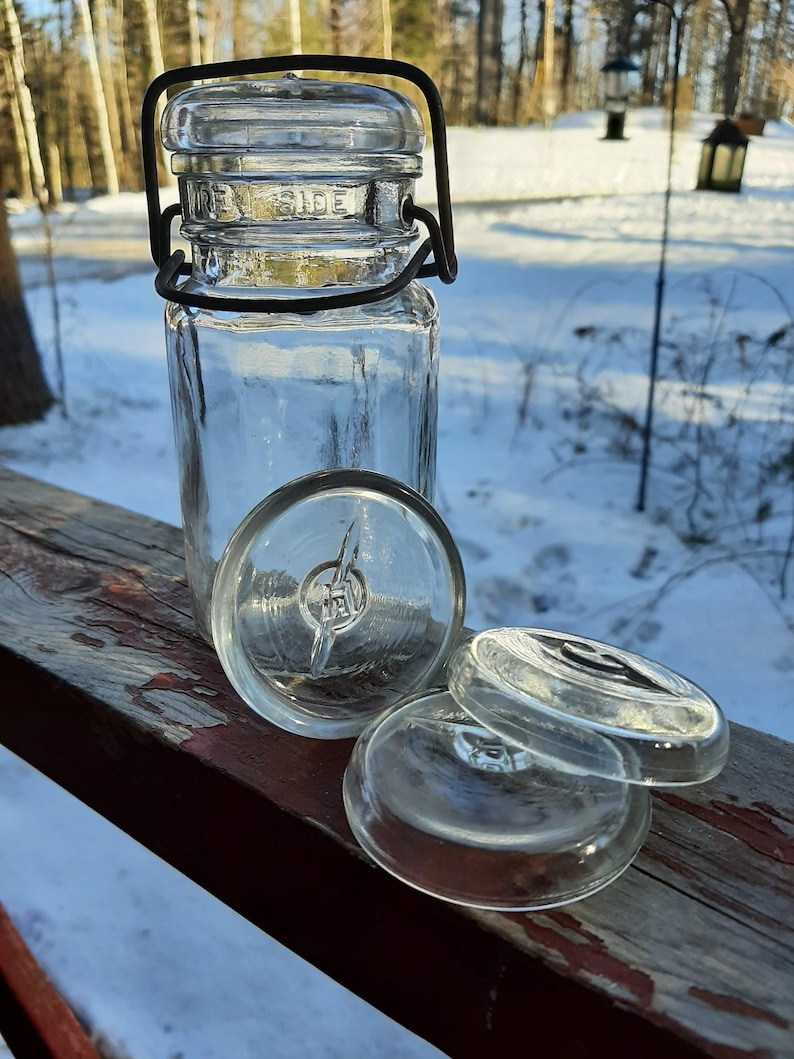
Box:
[684,1,709,108]
[766,0,791,117]
[186,0,202,67]
[140,0,175,186]
[446,4,476,124]
[329,0,343,54]
[722,0,750,117]
[112,0,143,190]
[74,0,120,195]
[615,0,636,56]
[0,53,33,200]
[0,201,53,425]
[202,1,221,63]
[92,0,128,188]
[476,0,504,125]
[232,0,247,60]
[542,0,555,126]
[289,0,303,53]
[560,0,574,112]
[509,0,529,122]
[381,0,393,59]
[1,0,48,208]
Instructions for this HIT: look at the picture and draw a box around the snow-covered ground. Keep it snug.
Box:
[1,107,793,1057]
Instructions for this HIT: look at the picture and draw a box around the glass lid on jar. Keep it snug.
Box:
[447,627,730,786]
[211,469,466,739]
[161,75,425,172]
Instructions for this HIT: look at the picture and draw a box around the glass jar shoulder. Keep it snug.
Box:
[165,281,438,333]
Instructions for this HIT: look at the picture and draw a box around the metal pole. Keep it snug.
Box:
[636,0,694,512]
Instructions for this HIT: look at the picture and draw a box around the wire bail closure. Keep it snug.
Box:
[141,54,458,314]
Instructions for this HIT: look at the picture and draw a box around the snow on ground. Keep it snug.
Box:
[1,107,793,1057]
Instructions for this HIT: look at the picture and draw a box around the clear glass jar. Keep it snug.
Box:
[159,75,439,639]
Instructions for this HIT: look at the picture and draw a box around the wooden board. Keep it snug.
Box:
[0,903,100,1059]
[0,467,792,1058]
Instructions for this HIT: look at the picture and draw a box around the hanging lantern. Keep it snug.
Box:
[696,119,749,192]
[600,56,639,141]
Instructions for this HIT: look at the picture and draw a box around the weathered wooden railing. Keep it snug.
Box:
[0,466,792,1058]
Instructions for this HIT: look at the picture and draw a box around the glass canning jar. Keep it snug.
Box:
[146,62,455,640]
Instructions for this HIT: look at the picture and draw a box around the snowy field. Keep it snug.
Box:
[1,107,793,1056]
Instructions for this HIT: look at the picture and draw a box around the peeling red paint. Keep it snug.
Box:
[144,672,180,691]
[71,632,105,649]
[700,1045,775,1059]
[517,910,656,1011]
[141,671,218,700]
[689,987,789,1030]
[658,793,794,865]
[754,802,793,826]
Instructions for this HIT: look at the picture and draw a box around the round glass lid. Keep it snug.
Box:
[343,690,652,911]
[447,628,730,785]
[211,469,466,740]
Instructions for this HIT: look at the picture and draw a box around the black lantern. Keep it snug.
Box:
[600,57,639,140]
[696,119,749,192]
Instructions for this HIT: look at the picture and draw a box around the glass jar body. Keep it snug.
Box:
[165,283,439,639]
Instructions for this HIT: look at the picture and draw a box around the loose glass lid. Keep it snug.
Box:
[211,469,465,739]
[343,689,652,910]
[448,628,730,785]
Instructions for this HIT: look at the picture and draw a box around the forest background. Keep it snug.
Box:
[0,0,792,213]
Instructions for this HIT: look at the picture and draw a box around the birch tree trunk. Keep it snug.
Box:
[74,0,120,195]
[1,53,33,200]
[232,0,246,60]
[187,0,202,67]
[766,0,790,116]
[289,0,303,53]
[93,0,128,186]
[381,0,393,59]
[203,1,221,64]
[684,1,709,107]
[1,0,48,208]
[542,0,555,126]
[141,0,175,186]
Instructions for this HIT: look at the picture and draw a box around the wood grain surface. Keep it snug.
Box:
[0,467,792,1058]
